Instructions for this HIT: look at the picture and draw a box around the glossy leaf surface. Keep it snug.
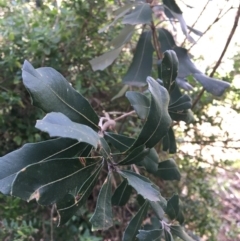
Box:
[170,225,194,241]
[36,112,99,148]
[112,179,132,206]
[123,31,154,86]
[0,138,83,195]
[118,170,160,201]
[122,201,149,241]
[130,77,172,150]
[125,91,150,119]
[90,174,113,230]
[156,159,181,181]
[22,60,99,130]
[57,163,103,225]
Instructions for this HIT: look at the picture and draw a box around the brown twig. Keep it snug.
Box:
[150,21,163,60]
[191,3,240,110]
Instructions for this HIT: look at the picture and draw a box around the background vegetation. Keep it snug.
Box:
[0,0,239,240]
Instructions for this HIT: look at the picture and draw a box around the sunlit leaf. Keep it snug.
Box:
[22,60,99,130]
[118,170,160,201]
[0,138,84,195]
[123,31,154,86]
[36,112,99,148]
[155,159,181,181]
[122,3,152,25]
[112,179,132,206]
[57,163,103,225]
[90,174,113,230]
[122,201,149,241]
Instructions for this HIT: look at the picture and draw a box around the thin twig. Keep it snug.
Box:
[191,3,240,110]
[150,21,163,60]
[114,110,136,121]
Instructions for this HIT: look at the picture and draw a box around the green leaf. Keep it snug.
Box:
[125,91,150,119]
[104,132,135,152]
[109,25,135,49]
[90,174,113,230]
[166,194,184,224]
[122,201,149,241]
[170,225,194,241]
[163,0,182,14]
[118,145,150,165]
[162,128,177,154]
[36,112,99,148]
[155,159,181,181]
[22,60,99,130]
[149,201,165,220]
[118,170,160,201]
[136,229,163,241]
[122,3,152,25]
[112,179,132,206]
[98,137,112,160]
[129,77,172,150]
[111,85,129,101]
[57,163,103,225]
[157,28,176,52]
[164,229,175,241]
[123,31,154,86]
[12,160,98,205]
[138,148,159,174]
[89,47,122,71]
[158,50,178,91]
[99,3,135,33]
[0,138,84,195]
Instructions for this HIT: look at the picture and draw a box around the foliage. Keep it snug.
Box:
[0,0,239,241]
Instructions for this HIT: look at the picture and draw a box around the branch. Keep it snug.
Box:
[192,3,240,110]
[150,21,163,60]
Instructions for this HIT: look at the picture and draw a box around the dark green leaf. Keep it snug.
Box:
[36,112,99,148]
[123,31,154,86]
[122,3,152,25]
[164,229,175,241]
[89,47,122,71]
[118,170,160,201]
[158,50,178,91]
[104,132,135,152]
[118,145,150,165]
[110,25,135,48]
[158,28,176,52]
[12,160,98,205]
[137,229,163,241]
[170,225,194,241]
[125,91,150,119]
[0,138,84,195]
[149,201,165,220]
[57,163,103,225]
[130,77,172,150]
[166,194,184,224]
[122,201,149,241]
[90,174,113,230]
[138,148,159,174]
[112,179,132,206]
[162,127,177,154]
[98,137,112,160]
[22,60,99,130]
[163,0,182,14]
[156,159,181,181]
